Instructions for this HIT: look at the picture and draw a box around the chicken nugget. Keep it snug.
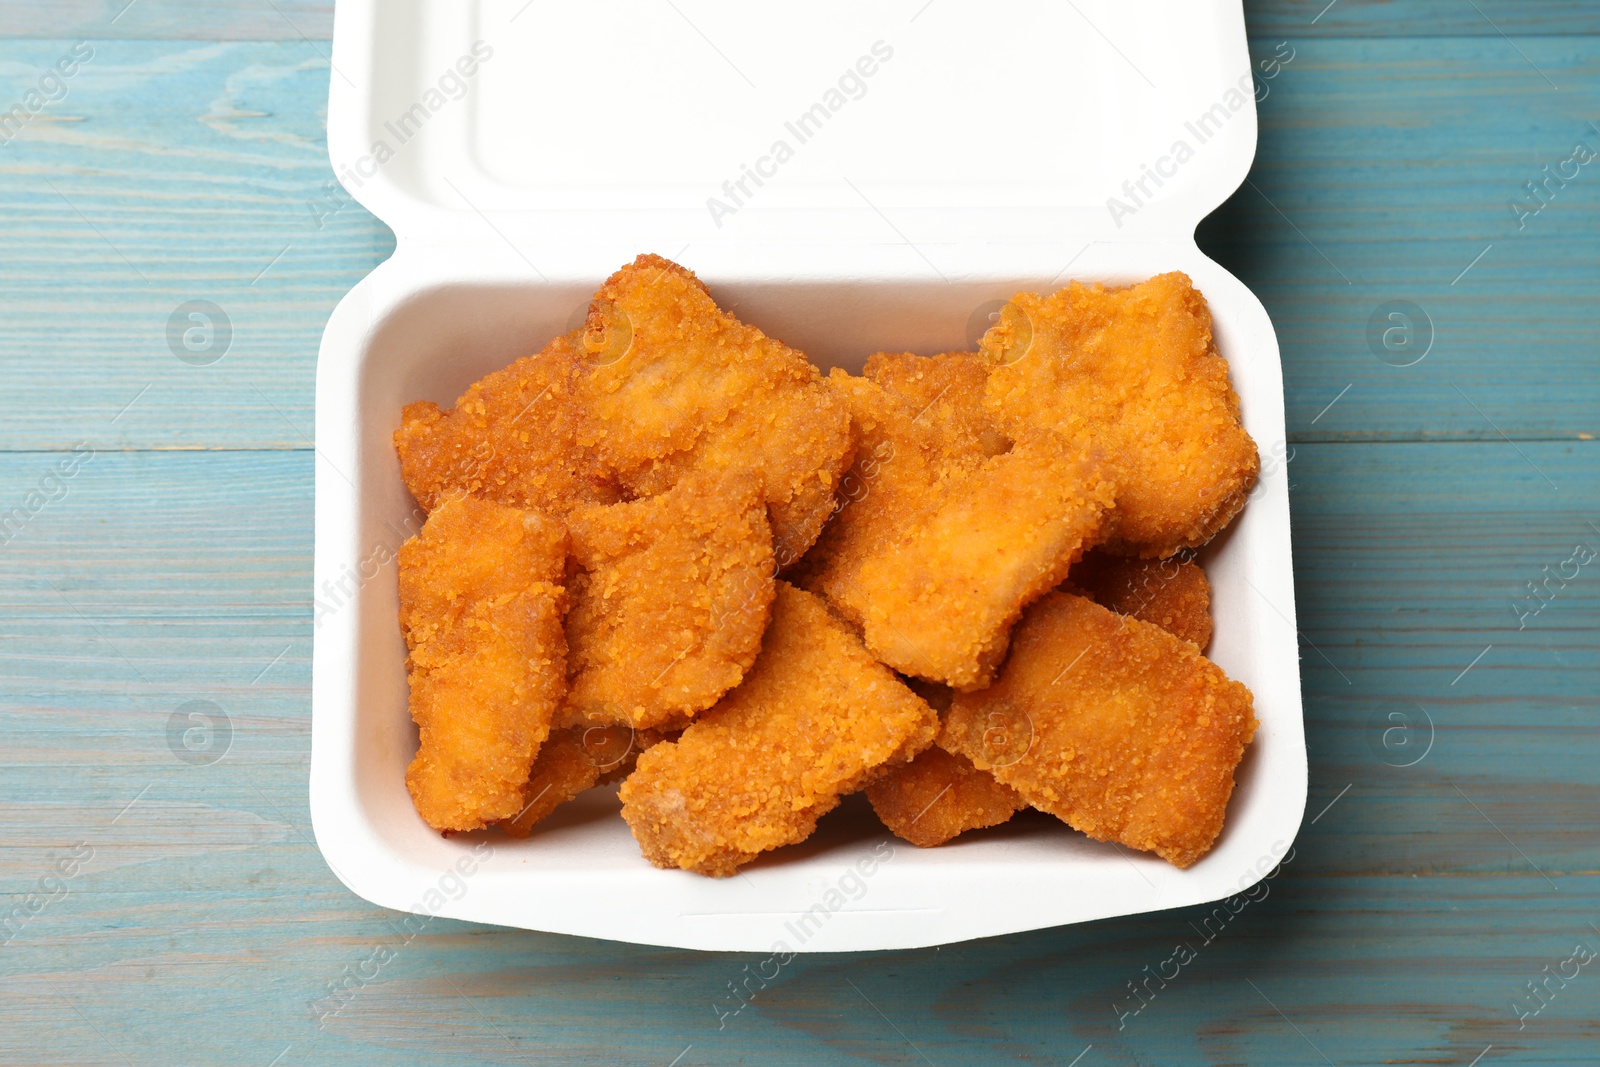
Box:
[881,552,1208,841]
[561,469,775,730]
[394,331,619,514]
[502,723,684,838]
[594,726,677,785]
[801,354,1113,687]
[399,496,568,832]
[496,721,673,837]
[865,746,1025,848]
[942,592,1256,868]
[862,350,1011,459]
[619,582,939,876]
[849,431,1115,689]
[980,273,1258,557]
[579,255,853,564]
[793,375,969,621]
[498,727,609,838]
[869,552,1212,847]
[1068,549,1213,648]
[869,674,1023,850]
[793,356,1003,623]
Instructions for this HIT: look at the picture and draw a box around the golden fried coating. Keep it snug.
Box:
[796,354,1111,689]
[398,496,569,832]
[560,470,775,730]
[595,726,677,785]
[394,331,619,514]
[393,259,1264,868]
[619,583,939,876]
[498,727,607,838]
[580,255,853,564]
[862,351,1011,458]
[865,746,1025,848]
[499,723,677,837]
[980,273,1259,557]
[851,355,1209,857]
[793,356,1001,623]
[1069,550,1213,648]
[942,592,1256,868]
[394,255,851,566]
[849,431,1115,689]
[870,547,1214,851]
[867,676,1023,849]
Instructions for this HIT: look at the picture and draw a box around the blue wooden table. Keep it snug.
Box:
[3,2,1597,1064]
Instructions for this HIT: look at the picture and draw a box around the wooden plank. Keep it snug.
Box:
[2,872,1590,1065]
[1245,0,1600,37]
[0,448,308,619]
[0,40,392,452]
[0,444,1596,1064]
[0,1,333,41]
[1203,35,1600,440]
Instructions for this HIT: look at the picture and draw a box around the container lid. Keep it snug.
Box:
[328,0,1257,280]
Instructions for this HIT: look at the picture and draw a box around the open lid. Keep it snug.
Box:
[328,0,1255,276]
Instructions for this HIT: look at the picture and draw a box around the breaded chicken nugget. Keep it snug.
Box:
[594,726,677,785]
[870,552,1215,847]
[793,355,1003,623]
[869,675,1022,850]
[790,367,985,617]
[980,273,1258,557]
[399,496,568,832]
[394,331,619,514]
[497,721,676,837]
[862,351,1011,459]
[849,431,1115,689]
[942,592,1256,868]
[561,470,775,730]
[580,255,853,564]
[797,353,1111,689]
[619,583,939,876]
[1068,550,1213,648]
[865,746,1025,848]
[498,726,608,838]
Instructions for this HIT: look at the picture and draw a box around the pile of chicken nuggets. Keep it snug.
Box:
[393,254,1261,877]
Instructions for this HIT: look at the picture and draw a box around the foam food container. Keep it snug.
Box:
[311,0,1306,951]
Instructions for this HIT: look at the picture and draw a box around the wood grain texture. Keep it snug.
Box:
[0,1,333,41]
[0,39,392,452]
[1206,35,1600,440]
[1,2,1598,1066]
[1246,0,1600,36]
